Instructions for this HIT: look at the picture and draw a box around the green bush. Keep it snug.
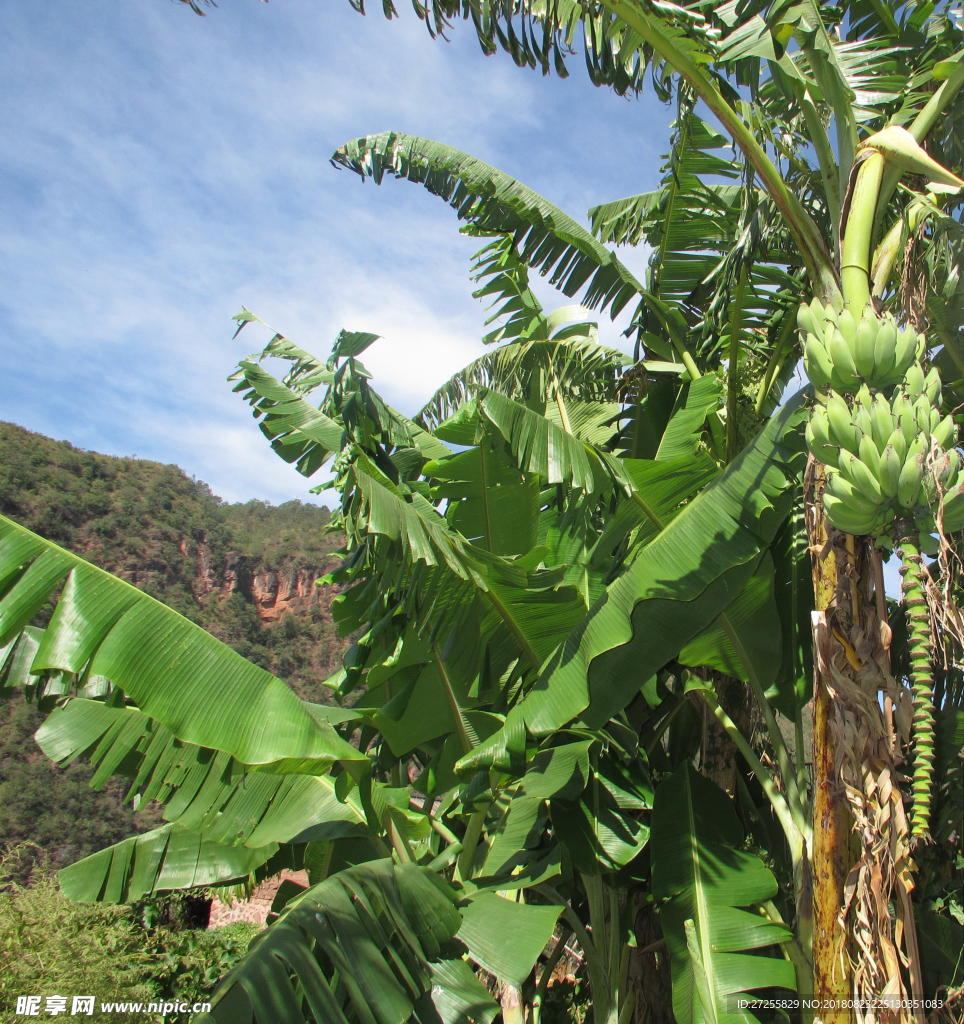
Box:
[0,853,156,1022]
[0,849,260,1023]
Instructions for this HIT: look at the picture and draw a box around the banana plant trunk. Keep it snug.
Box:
[807,466,853,1022]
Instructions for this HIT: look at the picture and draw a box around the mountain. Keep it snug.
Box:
[0,420,350,873]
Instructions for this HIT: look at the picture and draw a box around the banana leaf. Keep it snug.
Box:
[652,763,796,1024]
[35,697,369,851]
[0,515,360,769]
[202,859,465,1024]
[58,822,279,903]
[519,392,807,734]
[202,857,559,1023]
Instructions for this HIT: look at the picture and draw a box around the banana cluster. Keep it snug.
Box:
[805,374,959,537]
[799,299,924,394]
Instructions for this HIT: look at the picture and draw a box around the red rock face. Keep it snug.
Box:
[249,568,324,622]
[189,539,340,625]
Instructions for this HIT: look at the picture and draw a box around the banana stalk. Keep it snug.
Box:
[897,534,937,838]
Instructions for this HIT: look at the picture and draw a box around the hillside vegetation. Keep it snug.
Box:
[0,420,347,871]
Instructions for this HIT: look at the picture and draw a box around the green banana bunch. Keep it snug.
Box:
[805,368,960,537]
[799,299,923,393]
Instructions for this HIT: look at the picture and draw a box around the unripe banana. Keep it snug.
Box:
[823,493,878,535]
[929,406,942,434]
[797,303,818,337]
[905,362,925,398]
[827,394,861,454]
[915,507,936,532]
[914,395,933,434]
[866,313,894,382]
[810,405,831,441]
[805,421,840,467]
[837,309,857,348]
[887,428,908,462]
[941,481,964,532]
[879,445,902,499]
[859,432,882,481]
[892,324,916,376]
[924,366,941,404]
[855,384,873,410]
[898,407,917,447]
[939,449,961,487]
[828,327,861,389]
[907,431,928,459]
[804,335,834,390]
[897,453,924,509]
[810,297,826,327]
[831,369,857,394]
[853,315,877,379]
[855,405,874,440]
[871,396,895,451]
[825,471,882,515]
[932,414,958,450]
[840,451,883,503]
[923,466,940,506]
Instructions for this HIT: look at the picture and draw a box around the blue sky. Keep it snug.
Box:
[0,0,675,505]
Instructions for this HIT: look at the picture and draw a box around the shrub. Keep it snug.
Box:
[0,850,156,1022]
[0,848,260,1023]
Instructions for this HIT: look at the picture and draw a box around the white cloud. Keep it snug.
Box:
[0,0,674,506]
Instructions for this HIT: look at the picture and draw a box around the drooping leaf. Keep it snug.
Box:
[0,625,47,696]
[332,132,647,319]
[427,959,501,1024]
[590,453,720,562]
[347,466,585,673]
[232,358,345,476]
[0,516,355,768]
[678,552,783,690]
[424,440,540,557]
[551,752,651,875]
[476,388,601,493]
[205,859,464,1024]
[519,393,807,734]
[36,698,369,850]
[456,892,563,988]
[655,375,724,461]
[58,823,279,903]
[479,740,591,878]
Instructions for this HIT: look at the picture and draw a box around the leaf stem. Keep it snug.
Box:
[725,266,749,463]
[755,304,797,416]
[762,900,813,998]
[534,882,614,1024]
[602,0,841,306]
[716,611,805,827]
[698,691,805,866]
[531,925,572,1024]
[797,88,841,252]
[433,643,475,755]
[641,294,701,380]
[456,803,489,881]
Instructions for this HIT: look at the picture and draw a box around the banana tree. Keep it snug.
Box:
[344,0,964,1014]
[2,1,963,1022]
